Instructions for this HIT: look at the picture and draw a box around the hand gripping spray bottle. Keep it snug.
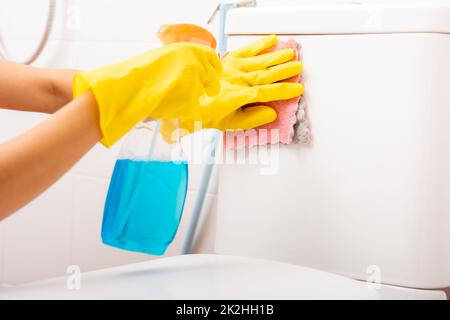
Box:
[101,24,217,255]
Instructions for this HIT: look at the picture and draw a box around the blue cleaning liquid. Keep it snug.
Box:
[101,159,188,255]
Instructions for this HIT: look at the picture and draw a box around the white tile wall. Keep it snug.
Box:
[71,142,121,178]
[0,0,221,285]
[71,175,151,272]
[0,176,72,284]
[0,110,47,141]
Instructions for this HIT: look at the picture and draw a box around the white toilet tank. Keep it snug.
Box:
[215,3,450,289]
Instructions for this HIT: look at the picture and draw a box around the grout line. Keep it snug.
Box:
[67,174,76,270]
[70,171,110,181]
[186,189,218,197]
[70,173,219,193]
[45,39,160,46]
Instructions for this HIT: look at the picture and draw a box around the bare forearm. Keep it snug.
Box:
[0,91,101,220]
[47,68,76,112]
[0,60,74,113]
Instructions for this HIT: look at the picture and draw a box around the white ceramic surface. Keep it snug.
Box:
[0,255,444,299]
[216,3,450,289]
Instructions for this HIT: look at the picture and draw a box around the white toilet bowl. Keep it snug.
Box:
[0,255,445,299]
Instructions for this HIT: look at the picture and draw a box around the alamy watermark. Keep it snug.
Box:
[66,265,81,290]
[169,121,281,175]
[366,265,381,290]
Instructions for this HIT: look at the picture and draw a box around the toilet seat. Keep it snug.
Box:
[0,255,444,300]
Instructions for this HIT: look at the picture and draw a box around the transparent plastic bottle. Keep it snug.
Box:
[101,24,215,255]
[101,120,188,255]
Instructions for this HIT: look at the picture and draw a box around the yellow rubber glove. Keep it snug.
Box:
[161,35,303,141]
[73,42,221,147]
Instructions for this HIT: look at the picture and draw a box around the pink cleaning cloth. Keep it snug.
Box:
[223,38,310,149]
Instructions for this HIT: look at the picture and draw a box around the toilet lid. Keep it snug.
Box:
[0,255,442,299]
[0,255,445,299]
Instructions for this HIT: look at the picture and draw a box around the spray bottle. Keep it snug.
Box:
[101,24,216,255]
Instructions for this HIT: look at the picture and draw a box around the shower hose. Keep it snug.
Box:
[0,0,56,65]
